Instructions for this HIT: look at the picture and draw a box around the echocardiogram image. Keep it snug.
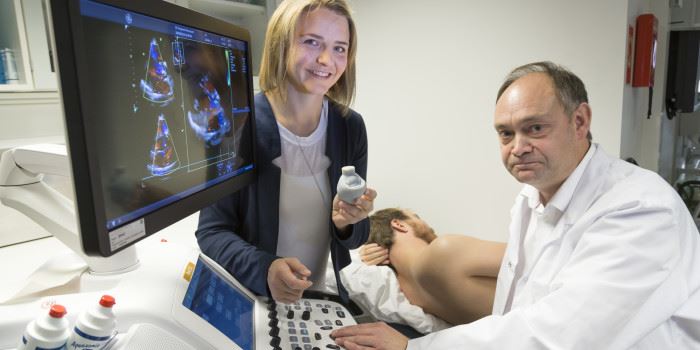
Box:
[140,38,175,105]
[147,114,179,176]
[79,8,253,225]
[187,74,231,147]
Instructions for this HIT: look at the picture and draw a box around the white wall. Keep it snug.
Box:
[620,0,671,171]
[351,0,630,242]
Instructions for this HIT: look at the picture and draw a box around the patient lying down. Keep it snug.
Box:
[360,208,506,325]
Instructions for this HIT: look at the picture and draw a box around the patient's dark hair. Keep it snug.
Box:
[369,207,440,249]
[368,208,409,248]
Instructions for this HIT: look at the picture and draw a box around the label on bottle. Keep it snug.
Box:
[67,327,115,350]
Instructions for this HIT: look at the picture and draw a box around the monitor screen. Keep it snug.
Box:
[51,0,256,256]
[183,255,255,350]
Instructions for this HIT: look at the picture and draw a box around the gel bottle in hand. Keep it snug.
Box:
[18,304,70,350]
[337,166,366,203]
[67,295,117,350]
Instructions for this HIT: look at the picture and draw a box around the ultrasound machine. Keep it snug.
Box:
[0,1,364,349]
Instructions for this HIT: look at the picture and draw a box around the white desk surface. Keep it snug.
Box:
[0,212,200,296]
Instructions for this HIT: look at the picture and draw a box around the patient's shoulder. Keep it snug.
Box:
[427,235,480,256]
[424,235,505,277]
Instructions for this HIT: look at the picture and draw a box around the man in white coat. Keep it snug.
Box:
[332,61,700,349]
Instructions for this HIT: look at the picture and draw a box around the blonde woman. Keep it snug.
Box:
[197,0,376,305]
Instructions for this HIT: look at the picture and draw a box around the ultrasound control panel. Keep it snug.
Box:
[261,297,356,350]
[173,254,368,350]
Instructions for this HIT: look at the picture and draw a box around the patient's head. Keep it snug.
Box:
[368,208,437,249]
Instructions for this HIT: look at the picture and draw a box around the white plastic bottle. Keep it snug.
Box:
[337,165,366,203]
[18,304,71,350]
[67,295,117,350]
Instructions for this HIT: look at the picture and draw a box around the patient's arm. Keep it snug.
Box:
[410,235,506,325]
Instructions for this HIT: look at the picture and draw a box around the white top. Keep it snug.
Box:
[409,144,700,349]
[273,99,331,290]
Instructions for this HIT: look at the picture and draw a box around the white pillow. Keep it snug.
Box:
[324,249,451,334]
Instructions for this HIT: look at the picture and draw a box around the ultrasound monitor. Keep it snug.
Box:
[50,0,256,256]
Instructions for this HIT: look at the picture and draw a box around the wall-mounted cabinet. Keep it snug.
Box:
[671,0,700,30]
[0,0,57,92]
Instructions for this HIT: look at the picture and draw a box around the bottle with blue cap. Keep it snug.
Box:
[18,304,71,350]
[67,295,117,350]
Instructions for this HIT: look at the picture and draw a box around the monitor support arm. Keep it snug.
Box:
[0,144,138,274]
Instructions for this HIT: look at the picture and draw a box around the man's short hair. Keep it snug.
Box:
[368,208,409,248]
[368,208,437,248]
[496,61,592,141]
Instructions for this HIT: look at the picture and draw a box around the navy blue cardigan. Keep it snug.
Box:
[196,93,369,302]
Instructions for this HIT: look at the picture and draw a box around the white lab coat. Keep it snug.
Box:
[408,145,700,349]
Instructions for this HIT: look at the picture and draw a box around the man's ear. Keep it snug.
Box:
[572,102,592,140]
[390,219,409,234]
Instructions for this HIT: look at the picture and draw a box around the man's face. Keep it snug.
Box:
[494,73,588,197]
[403,210,436,244]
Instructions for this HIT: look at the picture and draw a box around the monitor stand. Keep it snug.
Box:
[0,144,139,274]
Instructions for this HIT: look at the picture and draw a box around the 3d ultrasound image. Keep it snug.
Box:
[148,114,179,176]
[140,38,175,104]
[172,41,185,67]
[187,74,231,147]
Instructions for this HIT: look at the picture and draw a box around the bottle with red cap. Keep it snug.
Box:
[67,295,117,350]
[18,304,71,350]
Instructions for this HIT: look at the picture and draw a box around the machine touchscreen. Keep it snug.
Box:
[182,255,255,350]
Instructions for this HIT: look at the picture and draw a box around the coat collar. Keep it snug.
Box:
[254,93,281,161]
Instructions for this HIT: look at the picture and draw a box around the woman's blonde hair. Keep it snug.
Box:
[259,0,357,115]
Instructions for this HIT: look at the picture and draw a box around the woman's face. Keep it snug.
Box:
[286,7,350,96]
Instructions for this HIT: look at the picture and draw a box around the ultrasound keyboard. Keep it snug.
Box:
[261,297,357,350]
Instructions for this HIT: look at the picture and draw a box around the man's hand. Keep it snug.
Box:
[267,258,313,304]
[333,187,377,231]
[332,322,409,350]
[359,243,390,265]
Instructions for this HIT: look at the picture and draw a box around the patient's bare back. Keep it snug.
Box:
[411,235,505,325]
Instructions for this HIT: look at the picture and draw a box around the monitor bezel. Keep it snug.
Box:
[51,0,257,257]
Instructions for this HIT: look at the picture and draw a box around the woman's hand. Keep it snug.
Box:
[359,243,389,265]
[267,257,313,304]
[332,187,377,231]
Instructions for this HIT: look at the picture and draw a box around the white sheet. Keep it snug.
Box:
[324,249,451,334]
